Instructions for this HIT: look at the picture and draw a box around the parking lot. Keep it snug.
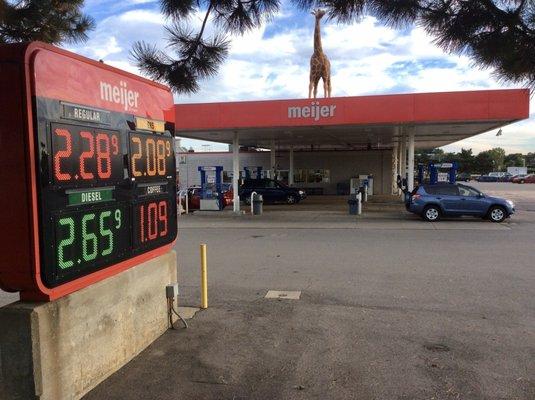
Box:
[470,182,535,212]
[1,183,533,399]
[80,182,535,400]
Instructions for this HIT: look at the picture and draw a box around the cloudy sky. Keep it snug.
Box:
[75,0,534,153]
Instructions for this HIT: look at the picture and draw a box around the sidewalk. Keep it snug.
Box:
[178,197,512,231]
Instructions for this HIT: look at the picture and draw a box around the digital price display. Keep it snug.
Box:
[51,123,123,186]
[53,204,130,281]
[0,42,178,300]
[129,133,174,182]
[133,197,176,249]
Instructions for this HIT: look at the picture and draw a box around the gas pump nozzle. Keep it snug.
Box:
[397,175,409,194]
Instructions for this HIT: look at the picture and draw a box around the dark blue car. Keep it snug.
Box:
[239,179,306,204]
[476,175,499,182]
[406,183,515,222]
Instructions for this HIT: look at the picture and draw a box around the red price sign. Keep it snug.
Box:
[0,42,178,301]
[52,123,123,186]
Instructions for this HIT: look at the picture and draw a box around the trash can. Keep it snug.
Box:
[252,193,263,215]
[348,194,359,215]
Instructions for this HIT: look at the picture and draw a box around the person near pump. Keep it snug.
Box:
[397,174,408,194]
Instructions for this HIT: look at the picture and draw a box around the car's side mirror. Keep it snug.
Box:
[477,193,484,198]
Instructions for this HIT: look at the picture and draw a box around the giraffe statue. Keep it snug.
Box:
[309,9,331,99]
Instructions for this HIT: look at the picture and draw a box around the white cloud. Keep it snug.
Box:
[83,36,122,59]
[118,9,164,24]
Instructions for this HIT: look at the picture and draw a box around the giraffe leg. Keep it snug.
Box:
[323,79,328,98]
[327,76,332,98]
[313,76,321,99]
[308,80,313,98]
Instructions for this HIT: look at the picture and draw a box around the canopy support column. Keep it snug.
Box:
[232,132,240,213]
[392,142,398,195]
[400,133,406,180]
[289,145,294,186]
[270,139,276,179]
[397,134,403,190]
[407,130,415,192]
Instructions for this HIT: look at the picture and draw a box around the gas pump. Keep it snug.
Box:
[350,175,373,196]
[417,164,425,184]
[198,166,224,210]
[428,162,458,184]
[244,166,263,180]
[359,174,373,196]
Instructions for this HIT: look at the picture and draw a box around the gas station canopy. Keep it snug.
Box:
[174,89,530,150]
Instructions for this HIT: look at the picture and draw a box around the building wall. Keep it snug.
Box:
[178,149,393,195]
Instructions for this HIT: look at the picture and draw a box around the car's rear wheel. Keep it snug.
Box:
[488,206,506,223]
[287,195,297,204]
[422,205,441,222]
[520,179,525,184]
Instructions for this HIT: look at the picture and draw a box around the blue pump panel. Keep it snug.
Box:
[428,162,458,184]
[198,166,224,199]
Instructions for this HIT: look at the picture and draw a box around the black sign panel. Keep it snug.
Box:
[37,98,177,287]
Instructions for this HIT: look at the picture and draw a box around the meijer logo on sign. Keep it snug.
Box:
[288,101,336,122]
[100,80,140,111]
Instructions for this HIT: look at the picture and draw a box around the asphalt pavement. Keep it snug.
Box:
[83,182,535,400]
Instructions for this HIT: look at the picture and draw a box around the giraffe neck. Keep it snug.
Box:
[314,18,323,53]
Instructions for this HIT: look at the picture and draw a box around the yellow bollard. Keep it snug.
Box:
[200,243,208,309]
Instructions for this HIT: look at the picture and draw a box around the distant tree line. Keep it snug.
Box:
[415,148,535,174]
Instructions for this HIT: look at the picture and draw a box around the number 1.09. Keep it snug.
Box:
[139,201,168,244]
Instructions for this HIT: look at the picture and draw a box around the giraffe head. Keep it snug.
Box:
[311,9,326,20]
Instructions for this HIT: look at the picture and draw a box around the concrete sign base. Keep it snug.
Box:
[0,250,177,400]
